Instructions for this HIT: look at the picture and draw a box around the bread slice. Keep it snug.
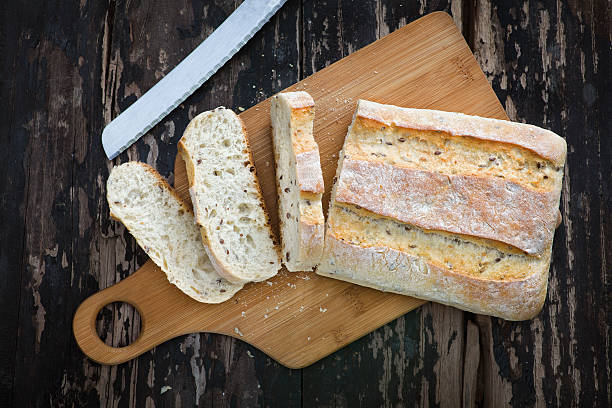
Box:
[178,107,280,283]
[317,100,567,320]
[271,92,324,271]
[107,162,243,303]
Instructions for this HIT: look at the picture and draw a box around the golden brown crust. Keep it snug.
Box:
[318,100,565,320]
[198,229,246,284]
[299,220,324,261]
[279,90,315,110]
[279,92,324,194]
[356,100,567,166]
[272,92,325,271]
[318,232,548,321]
[335,158,561,255]
[177,140,195,189]
[295,150,324,193]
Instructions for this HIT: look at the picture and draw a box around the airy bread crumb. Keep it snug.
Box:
[178,107,280,283]
[107,162,242,303]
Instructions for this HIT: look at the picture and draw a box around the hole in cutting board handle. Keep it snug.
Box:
[95,301,142,348]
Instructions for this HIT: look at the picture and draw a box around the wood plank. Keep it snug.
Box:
[471,1,612,406]
[4,1,113,407]
[462,321,480,408]
[0,3,41,407]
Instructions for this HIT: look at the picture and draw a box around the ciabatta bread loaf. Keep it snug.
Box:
[178,108,281,283]
[271,92,324,271]
[317,100,567,320]
[107,162,243,303]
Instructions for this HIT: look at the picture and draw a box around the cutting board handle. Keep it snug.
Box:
[72,264,172,365]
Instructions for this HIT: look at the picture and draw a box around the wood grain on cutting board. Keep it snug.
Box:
[73,12,508,369]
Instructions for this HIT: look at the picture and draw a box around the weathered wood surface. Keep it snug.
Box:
[0,0,609,407]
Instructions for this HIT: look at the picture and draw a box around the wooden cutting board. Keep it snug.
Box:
[73,12,508,369]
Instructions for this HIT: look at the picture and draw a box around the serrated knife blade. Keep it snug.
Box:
[102,0,287,159]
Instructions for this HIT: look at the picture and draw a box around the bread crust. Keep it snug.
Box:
[278,90,316,110]
[283,92,324,194]
[318,100,566,320]
[318,232,548,321]
[272,92,325,271]
[198,229,245,284]
[357,100,567,166]
[296,150,324,193]
[299,220,325,261]
[335,158,561,255]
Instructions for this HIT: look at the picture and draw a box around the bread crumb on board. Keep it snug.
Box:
[319,307,327,313]
[234,327,244,337]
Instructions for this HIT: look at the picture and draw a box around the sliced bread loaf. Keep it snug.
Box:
[318,100,567,320]
[178,107,281,283]
[107,162,243,303]
[271,92,324,271]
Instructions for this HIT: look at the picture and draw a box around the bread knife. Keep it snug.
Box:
[102,0,287,159]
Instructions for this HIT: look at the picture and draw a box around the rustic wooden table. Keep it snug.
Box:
[1,1,610,407]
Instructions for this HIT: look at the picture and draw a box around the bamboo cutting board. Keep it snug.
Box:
[74,12,508,369]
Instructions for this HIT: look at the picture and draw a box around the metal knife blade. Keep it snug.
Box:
[102,0,287,159]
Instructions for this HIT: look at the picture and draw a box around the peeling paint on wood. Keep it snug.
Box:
[470,1,612,407]
[1,0,610,406]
